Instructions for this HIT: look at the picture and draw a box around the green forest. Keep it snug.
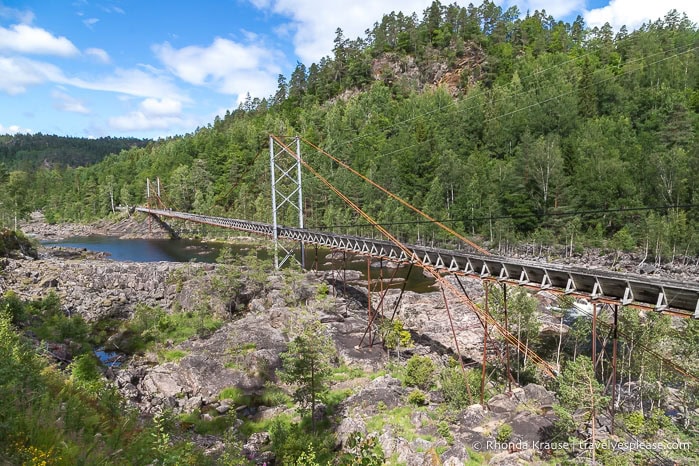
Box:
[2,0,698,259]
[0,134,147,170]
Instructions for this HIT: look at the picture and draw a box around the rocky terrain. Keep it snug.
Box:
[21,211,174,241]
[0,252,512,463]
[0,243,612,465]
[3,218,697,464]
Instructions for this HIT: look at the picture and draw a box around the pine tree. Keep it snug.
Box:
[279,319,336,432]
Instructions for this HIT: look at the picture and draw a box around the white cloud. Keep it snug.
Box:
[51,90,90,114]
[248,0,272,8]
[0,5,35,24]
[83,17,99,29]
[139,97,182,117]
[108,112,192,132]
[0,56,65,94]
[0,123,32,135]
[85,47,110,63]
[585,0,699,30]
[107,96,193,133]
[153,37,282,99]
[0,24,79,56]
[0,53,186,107]
[66,68,189,101]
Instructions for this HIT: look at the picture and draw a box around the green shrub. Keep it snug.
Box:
[496,423,512,442]
[0,300,209,465]
[380,319,413,359]
[437,421,454,445]
[405,355,435,390]
[316,282,330,299]
[625,410,645,435]
[0,291,26,323]
[260,382,292,407]
[69,353,104,396]
[643,408,672,438]
[439,363,480,408]
[407,389,428,406]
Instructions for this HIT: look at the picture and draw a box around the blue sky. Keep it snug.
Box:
[0,0,696,139]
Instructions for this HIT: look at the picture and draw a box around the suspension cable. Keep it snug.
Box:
[301,137,490,255]
[272,134,557,377]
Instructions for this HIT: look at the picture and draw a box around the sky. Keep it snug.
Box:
[0,0,697,139]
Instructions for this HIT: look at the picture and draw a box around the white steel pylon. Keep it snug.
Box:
[269,135,305,269]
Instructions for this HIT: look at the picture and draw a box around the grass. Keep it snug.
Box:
[366,405,435,443]
[260,383,292,407]
[387,361,408,385]
[159,349,188,362]
[329,364,367,383]
[219,386,251,406]
[117,304,223,354]
[240,412,294,437]
[178,410,235,435]
[324,388,353,415]
[464,447,490,465]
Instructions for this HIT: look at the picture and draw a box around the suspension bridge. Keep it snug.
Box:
[136,204,699,318]
[138,135,699,319]
[133,134,699,433]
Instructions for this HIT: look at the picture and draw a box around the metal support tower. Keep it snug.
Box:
[269,135,305,269]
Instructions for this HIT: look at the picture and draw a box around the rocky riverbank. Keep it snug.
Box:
[3,225,697,464]
[3,245,697,464]
[0,246,548,464]
[21,211,173,241]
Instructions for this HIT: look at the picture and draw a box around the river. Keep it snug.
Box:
[42,236,437,293]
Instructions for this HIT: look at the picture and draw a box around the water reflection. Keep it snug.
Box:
[43,236,436,293]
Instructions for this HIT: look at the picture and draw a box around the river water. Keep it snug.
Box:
[43,236,437,293]
[43,236,225,262]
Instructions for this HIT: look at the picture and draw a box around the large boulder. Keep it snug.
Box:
[335,417,367,450]
[338,375,407,417]
[120,313,288,413]
[508,410,554,444]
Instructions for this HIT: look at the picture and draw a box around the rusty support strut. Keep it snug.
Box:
[440,285,473,404]
[592,302,597,376]
[481,285,489,407]
[611,304,618,435]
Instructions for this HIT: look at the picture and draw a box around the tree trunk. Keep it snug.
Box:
[587,372,597,465]
[517,315,522,385]
[556,315,563,373]
[639,363,645,416]
[523,336,529,369]
[311,361,316,433]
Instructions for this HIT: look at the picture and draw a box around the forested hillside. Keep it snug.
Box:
[0,133,148,170]
[3,0,698,259]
